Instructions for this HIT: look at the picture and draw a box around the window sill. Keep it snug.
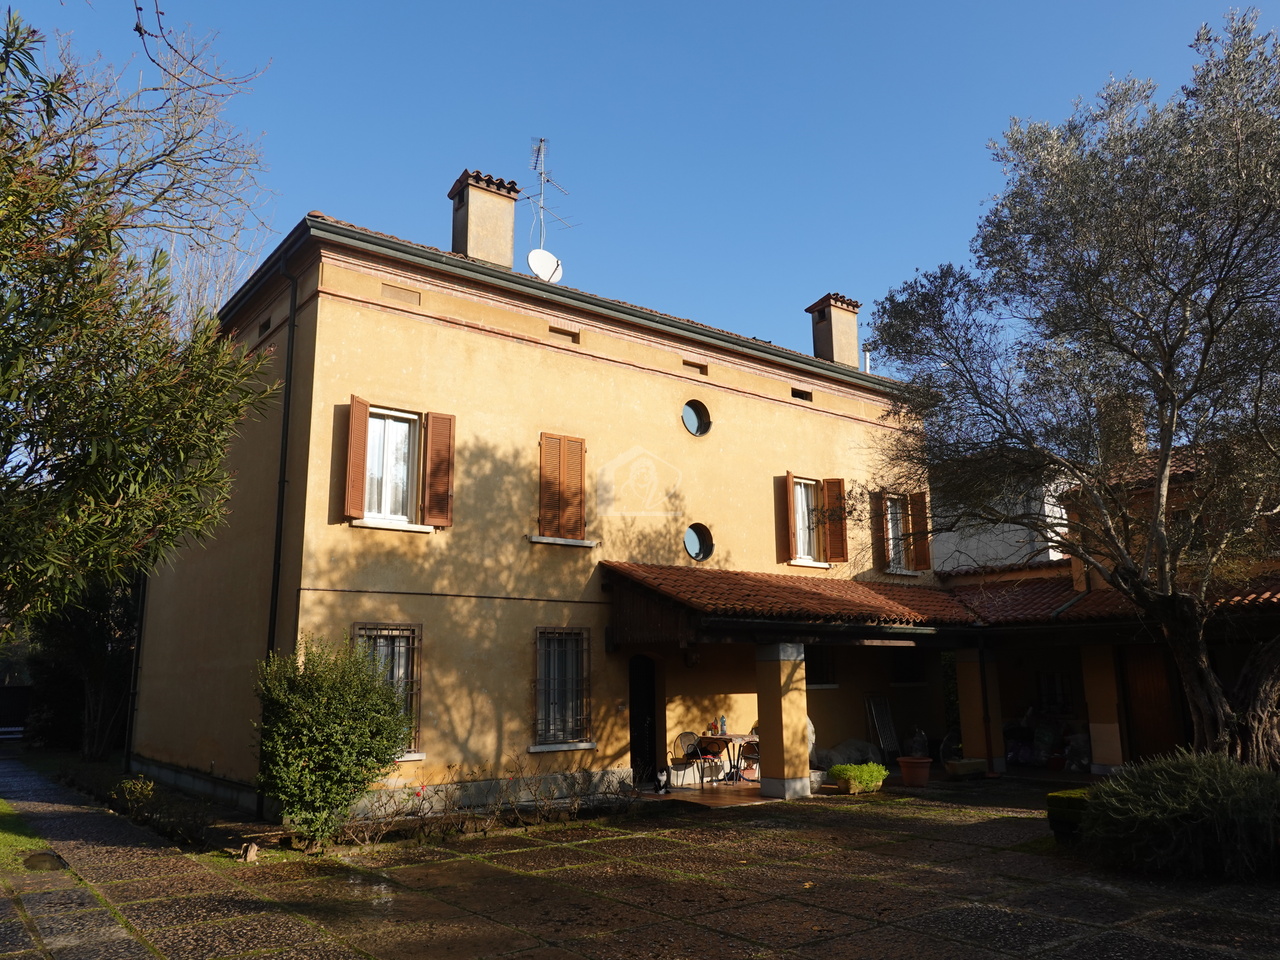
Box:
[885,567,922,577]
[526,535,599,548]
[789,558,831,569]
[528,741,597,754]
[395,752,426,762]
[352,519,436,534]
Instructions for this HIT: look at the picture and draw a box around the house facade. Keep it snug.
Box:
[131,170,955,807]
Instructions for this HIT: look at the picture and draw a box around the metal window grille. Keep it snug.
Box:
[354,622,422,751]
[534,627,591,744]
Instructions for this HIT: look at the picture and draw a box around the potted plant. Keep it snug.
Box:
[828,762,889,795]
[897,728,933,787]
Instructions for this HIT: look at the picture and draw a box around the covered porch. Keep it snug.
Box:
[601,561,976,799]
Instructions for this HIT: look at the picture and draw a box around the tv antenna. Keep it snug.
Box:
[526,137,573,283]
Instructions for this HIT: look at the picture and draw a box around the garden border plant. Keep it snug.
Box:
[256,635,412,850]
[827,762,889,795]
[1080,748,1280,878]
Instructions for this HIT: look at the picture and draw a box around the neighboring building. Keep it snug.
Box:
[131,170,951,807]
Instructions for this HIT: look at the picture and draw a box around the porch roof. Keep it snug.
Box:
[599,561,975,626]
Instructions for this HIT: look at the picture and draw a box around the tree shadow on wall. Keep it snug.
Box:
[300,435,732,779]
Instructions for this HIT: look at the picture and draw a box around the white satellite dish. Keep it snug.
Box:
[528,248,563,284]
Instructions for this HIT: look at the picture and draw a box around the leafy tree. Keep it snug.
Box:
[256,638,413,847]
[870,12,1280,766]
[0,15,273,621]
[27,579,138,760]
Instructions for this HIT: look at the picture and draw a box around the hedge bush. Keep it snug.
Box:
[1081,748,1280,878]
[256,637,412,846]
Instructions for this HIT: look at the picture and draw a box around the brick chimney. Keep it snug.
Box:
[448,170,520,269]
[805,293,861,368]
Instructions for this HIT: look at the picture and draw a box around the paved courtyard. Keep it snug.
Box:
[0,756,1277,959]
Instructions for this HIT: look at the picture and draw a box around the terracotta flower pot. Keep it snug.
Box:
[898,756,932,787]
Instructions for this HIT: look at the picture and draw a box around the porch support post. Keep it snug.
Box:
[1080,644,1124,773]
[956,648,1006,773]
[755,642,810,799]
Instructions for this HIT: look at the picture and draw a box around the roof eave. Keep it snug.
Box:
[223,216,897,394]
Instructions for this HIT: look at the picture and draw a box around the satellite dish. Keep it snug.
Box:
[528,248,563,284]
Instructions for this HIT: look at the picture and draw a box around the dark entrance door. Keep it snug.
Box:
[628,655,658,784]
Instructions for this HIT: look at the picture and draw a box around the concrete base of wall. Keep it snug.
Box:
[129,755,259,812]
[760,776,810,800]
[1091,762,1121,776]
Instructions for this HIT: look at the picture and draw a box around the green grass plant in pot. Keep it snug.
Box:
[828,762,889,795]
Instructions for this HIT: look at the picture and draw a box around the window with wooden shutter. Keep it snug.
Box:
[539,432,586,540]
[785,473,847,564]
[345,396,455,529]
[869,491,889,570]
[422,413,455,527]
[907,490,932,571]
[871,490,931,572]
[345,396,370,519]
[822,478,849,563]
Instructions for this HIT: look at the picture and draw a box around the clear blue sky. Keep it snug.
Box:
[32,1,1276,360]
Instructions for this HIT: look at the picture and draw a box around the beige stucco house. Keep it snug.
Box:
[131,170,974,807]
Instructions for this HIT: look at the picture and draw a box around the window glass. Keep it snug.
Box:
[793,478,818,560]
[354,622,421,750]
[886,496,907,569]
[683,523,714,561]
[535,628,590,743]
[681,399,711,436]
[366,411,415,520]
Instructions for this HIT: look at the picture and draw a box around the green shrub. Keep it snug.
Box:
[1081,749,1280,878]
[256,637,412,846]
[827,762,889,792]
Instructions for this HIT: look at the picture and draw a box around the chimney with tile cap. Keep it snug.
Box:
[805,293,861,368]
[448,170,520,269]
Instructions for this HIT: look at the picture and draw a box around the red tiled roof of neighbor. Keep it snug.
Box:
[950,576,1137,624]
[1214,575,1280,611]
[599,561,975,625]
[937,557,1072,579]
[302,212,902,385]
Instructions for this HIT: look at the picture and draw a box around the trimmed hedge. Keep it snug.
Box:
[1080,749,1280,878]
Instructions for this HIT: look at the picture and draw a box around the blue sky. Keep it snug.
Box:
[32,1,1276,360]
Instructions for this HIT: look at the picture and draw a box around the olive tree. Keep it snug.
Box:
[870,12,1280,766]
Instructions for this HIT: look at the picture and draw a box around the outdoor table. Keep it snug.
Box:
[698,733,758,782]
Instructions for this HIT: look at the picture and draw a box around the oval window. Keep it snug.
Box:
[683,523,714,561]
[681,399,712,436]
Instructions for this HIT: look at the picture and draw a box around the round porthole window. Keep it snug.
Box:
[681,399,712,436]
[683,523,714,561]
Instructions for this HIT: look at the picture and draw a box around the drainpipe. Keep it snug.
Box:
[259,260,300,820]
[265,262,300,656]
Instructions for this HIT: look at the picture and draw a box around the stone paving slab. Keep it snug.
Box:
[1,755,1277,959]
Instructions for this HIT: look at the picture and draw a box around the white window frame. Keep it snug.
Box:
[363,407,420,524]
[790,476,831,568]
[885,494,909,572]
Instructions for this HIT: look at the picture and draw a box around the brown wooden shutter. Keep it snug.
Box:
[562,436,586,540]
[422,412,455,527]
[908,490,932,571]
[823,478,849,563]
[869,491,888,571]
[539,433,562,537]
[785,471,797,560]
[345,396,369,519]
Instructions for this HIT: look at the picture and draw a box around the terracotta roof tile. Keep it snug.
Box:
[949,576,1139,624]
[600,561,975,625]
[937,558,1072,579]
